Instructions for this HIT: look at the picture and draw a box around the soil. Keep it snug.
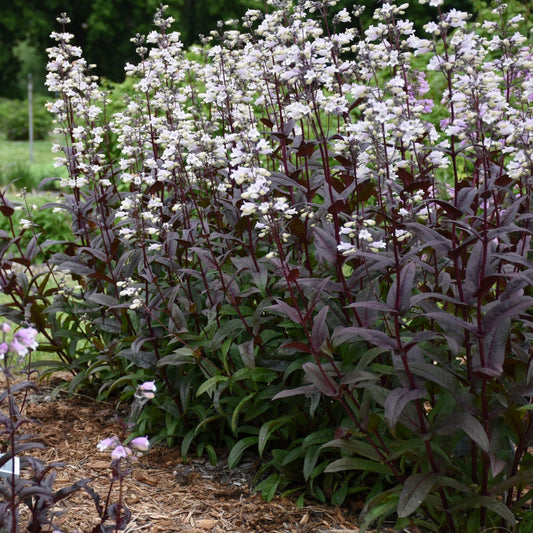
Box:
[14,375,368,533]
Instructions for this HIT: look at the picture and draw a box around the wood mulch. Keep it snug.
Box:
[13,375,369,532]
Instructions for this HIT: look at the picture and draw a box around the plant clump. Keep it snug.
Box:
[0,0,532,531]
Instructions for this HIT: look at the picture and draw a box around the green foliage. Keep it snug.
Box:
[0,96,52,141]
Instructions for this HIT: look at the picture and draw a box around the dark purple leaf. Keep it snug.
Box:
[333,326,397,350]
[464,240,485,301]
[238,340,255,369]
[474,318,510,377]
[269,299,304,325]
[422,311,478,335]
[79,247,109,263]
[429,199,463,219]
[346,301,394,313]
[386,262,416,315]
[86,293,119,307]
[313,226,338,265]
[408,362,459,392]
[384,387,426,430]
[260,117,273,128]
[311,306,330,352]
[303,362,338,397]
[482,296,533,333]
[398,472,438,518]
[434,413,490,452]
[327,199,345,215]
[54,261,94,276]
[272,384,318,400]
[281,341,313,354]
[0,205,15,217]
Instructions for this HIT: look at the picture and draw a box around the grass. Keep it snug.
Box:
[0,133,67,190]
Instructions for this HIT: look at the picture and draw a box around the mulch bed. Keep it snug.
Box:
[14,376,367,532]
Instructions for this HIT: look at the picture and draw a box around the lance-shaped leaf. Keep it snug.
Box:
[269,299,304,325]
[408,361,459,393]
[310,305,330,352]
[386,262,416,315]
[272,384,318,400]
[384,387,426,431]
[333,326,397,350]
[238,339,255,369]
[313,226,338,265]
[398,472,438,517]
[325,457,391,475]
[482,296,533,334]
[449,495,515,526]
[476,317,510,377]
[464,240,486,302]
[434,412,490,452]
[303,362,339,397]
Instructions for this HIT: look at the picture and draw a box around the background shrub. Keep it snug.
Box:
[0,96,52,141]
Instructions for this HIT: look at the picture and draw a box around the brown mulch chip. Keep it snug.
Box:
[16,378,366,532]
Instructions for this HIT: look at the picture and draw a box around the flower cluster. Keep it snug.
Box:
[97,435,150,460]
[0,323,39,361]
[97,381,156,462]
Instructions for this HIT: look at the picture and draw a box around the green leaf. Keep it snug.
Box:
[196,375,228,398]
[359,490,399,531]
[331,477,350,506]
[255,473,281,502]
[258,416,293,457]
[397,473,438,518]
[228,436,258,469]
[322,438,380,461]
[303,446,321,482]
[488,468,533,496]
[325,457,391,475]
[156,347,195,367]
[230,393,255,434]
[434,413,490,452]
[205,443,217,465]
[450,495,515,526]
[181,430,195,460]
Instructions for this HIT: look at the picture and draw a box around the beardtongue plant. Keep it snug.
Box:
[0,322,93,532]
[1,0,531,530]
[89,381,155,533]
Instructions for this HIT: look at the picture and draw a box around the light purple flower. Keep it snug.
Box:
[130,436,150,451]
[1,323,11,334]
[140,381,157,399]
[111,445,131,460]
[9,340,28,358]
[14,327,39,350]
[97,436,120,452]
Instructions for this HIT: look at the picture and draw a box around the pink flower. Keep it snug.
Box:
[130,436,150,451]
[14,327,39,350]
[140,381,157,399]
[97,436,120,451]
[111,445,131,460]
[1,323,11,334]
[9,340,28,357]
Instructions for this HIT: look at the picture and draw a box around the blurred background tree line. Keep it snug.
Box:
[0,0,497,100]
